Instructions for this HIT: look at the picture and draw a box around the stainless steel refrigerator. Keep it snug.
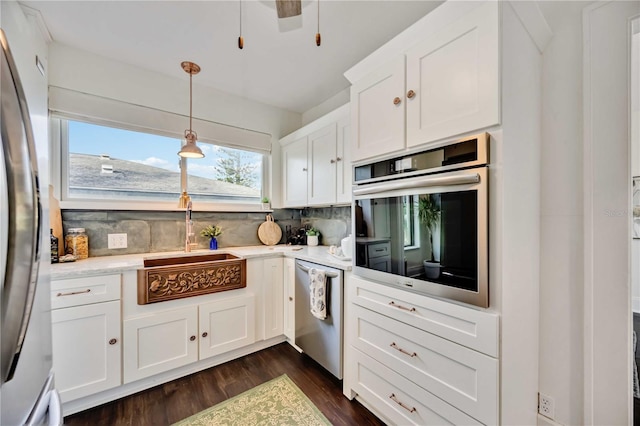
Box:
[0,28,62,425]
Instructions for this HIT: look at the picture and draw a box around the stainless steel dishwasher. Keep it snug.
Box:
[295,259,343,379]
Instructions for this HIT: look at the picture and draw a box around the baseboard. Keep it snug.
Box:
[62,336,286,417]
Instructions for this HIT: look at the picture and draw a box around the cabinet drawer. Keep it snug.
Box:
[352,304,497,425]
[352,348,481,426]
[51,274,121,309]
[349,275,498,357]
[367,242,390,258]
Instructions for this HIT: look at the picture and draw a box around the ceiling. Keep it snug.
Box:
[21,0,443,114]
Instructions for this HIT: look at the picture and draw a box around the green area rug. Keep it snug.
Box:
[172,375,331,426]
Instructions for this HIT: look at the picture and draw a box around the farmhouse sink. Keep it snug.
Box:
[137,253,246,305]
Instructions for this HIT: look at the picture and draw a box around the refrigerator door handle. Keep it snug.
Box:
[0,29,42,384]
[24,374,62,426]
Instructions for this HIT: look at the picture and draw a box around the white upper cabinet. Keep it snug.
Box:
[336,117,352,204]
[347,1,500,163]
[350,58,406,162]
[308,123,337,205]
[282,137,308,207]
[405,1,499,148]
[280,104,351,207]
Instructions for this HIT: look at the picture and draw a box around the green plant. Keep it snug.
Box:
[200,225,222,238]
[305,227,319,236]
[261,197,270,203]
[418,194,440,261]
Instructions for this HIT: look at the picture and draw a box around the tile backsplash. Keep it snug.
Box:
[61,206,351,257]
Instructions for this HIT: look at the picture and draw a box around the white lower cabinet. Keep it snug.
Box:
[283,258,296,341]
[123,306,198,383]
[199,296,256,359]
[52,300,121,403]
[346,276,499,425]
[263,258,284,340]
[51,275,122,404]
[352,349,481,426]
[123,294,256,383]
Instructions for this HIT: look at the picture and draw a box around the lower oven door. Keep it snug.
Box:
[352,166,488,308]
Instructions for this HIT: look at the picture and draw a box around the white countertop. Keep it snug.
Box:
[50,245,353,280]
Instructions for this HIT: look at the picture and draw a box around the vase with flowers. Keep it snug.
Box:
[200,225,222,250]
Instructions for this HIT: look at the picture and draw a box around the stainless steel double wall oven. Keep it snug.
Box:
[352,133,489,308]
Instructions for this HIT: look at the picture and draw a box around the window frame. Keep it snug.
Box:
[51,117,271,212]
[402,195,421,251]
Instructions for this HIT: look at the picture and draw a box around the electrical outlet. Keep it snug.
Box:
[538,393,555,419]
[108,233,127,249]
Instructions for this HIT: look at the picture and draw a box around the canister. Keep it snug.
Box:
[65,228,89,259]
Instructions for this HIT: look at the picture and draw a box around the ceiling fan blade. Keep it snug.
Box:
[276,0,301,18]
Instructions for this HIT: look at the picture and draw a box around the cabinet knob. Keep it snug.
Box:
[108,338,117,345]
[289,296,293,301]
[336,157,342,162]
[302,167,308,172]
[330,159,336,164]
[202,332,208,338]
[407,90,416,99]
[189,335,196,341]
[393,97,402,105]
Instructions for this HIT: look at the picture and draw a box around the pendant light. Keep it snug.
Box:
[178,61,205,159]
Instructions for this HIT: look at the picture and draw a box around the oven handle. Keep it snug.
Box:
[296,263,340,279]
[353,173,481,196]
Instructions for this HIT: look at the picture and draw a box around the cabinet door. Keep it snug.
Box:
[283,258,296,341]
[123,306,198,383]
[263,258,284,340]
[336,117,352,204]
[307,124,337,206]
[52,301,121,402]
[405,1,499,148]
[282,137,308,207]
[199,295,256,359]
[350,56,406,162]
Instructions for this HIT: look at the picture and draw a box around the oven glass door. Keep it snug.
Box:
[353,167,488,305]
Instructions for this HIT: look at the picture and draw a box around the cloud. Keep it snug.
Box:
[133,157,179,172]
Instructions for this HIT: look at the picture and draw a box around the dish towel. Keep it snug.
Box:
[309,268,327,320]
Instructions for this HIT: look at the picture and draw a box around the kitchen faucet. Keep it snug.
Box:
[185,200,195,252]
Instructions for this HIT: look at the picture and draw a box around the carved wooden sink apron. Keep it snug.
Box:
[137,253,246,305]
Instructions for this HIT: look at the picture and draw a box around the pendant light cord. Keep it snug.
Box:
[189,71,193,132]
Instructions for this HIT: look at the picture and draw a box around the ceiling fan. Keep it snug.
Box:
[276,0,302,18]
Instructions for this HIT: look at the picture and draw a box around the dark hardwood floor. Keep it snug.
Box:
[64,343,385,426]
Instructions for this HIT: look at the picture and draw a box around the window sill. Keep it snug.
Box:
[59,199,272,213]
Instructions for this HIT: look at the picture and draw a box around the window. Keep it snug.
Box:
[402,195,420,249]
[61,119,264,206]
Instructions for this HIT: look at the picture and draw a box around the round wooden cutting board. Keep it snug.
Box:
[258,214,282,246]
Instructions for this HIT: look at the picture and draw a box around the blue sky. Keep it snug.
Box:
[68,121,261,187]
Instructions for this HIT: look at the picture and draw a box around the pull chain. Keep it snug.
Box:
[315,0,321,46]
[238,0,244,49]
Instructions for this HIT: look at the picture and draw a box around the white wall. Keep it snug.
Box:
[47,43,302,208]
[301,88,349,126]
[537,2,589,425]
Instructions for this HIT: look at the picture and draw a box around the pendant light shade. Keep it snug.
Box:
[178,61,204,159]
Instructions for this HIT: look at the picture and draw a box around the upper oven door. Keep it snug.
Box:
[352,166,488,308]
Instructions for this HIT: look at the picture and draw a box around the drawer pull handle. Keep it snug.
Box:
[375,248,385,252]
[388,301,416,312]
[108,338,117,345]
[389,393,416,413]
[56,289,91,297]
[390,342,417,358]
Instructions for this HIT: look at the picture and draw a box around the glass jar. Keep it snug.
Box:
[65,228,89,259]
[50,229,59,264]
